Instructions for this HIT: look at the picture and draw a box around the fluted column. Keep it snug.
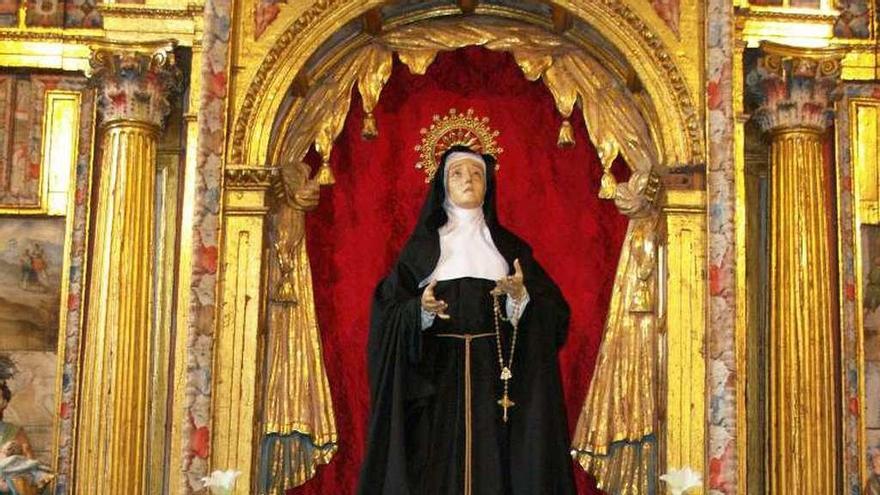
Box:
[75,41,180,495]
[747,42,845,495]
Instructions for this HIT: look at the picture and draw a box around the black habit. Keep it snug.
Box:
[357,147,576,495]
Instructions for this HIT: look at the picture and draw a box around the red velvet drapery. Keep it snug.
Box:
[298,47,628,495]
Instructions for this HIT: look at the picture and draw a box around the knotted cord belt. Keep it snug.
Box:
[435,332,494,495]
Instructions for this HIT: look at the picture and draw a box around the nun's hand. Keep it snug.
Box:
[421,280,451,320]
[492,258,526,301]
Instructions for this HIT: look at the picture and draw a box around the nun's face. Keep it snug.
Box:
[446,159,486,209]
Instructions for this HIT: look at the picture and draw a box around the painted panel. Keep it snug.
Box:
[864,225,880,490]
[255,0,284,38]
[0,77,93,495]
[0,0,16,27]
[25,0,63,28]
[0,0,101,27]
[835,0,872,39]
[839,86,880,494]
[651,0,680,35]
[0,217,64,465]
[0,75,43,210]
[868,429,880,490]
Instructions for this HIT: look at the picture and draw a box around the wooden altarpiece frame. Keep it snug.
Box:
[215,4,708,494]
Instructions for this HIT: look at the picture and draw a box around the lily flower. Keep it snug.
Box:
[201,469,241,495]
[660,467,702,495]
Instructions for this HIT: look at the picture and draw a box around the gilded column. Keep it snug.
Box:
[75,41,180,495]
[747,42,846,495]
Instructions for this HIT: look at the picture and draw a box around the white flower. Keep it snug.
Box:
[201,469,241,494]
[660,467,702,495]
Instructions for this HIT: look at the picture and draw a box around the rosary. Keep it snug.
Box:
[492,293,522,423]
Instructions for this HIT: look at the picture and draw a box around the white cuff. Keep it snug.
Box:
[420,308,436,330]
[505,289,530,327]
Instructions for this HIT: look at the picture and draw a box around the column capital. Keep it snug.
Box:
[224,166,278,215]
[87,40,182,128]
[746,42,848,134]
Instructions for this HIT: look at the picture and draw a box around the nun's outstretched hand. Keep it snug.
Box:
[421,280,451,320]
[492,258,526,301]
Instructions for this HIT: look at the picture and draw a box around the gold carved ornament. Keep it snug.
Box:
[230,0,702,171]
[276,17,661,195]
[267,16,663,493]
[414,108,503,182]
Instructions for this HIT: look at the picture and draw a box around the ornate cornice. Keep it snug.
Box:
[97,3,204,20]
[88,40,183,128]
[225,166,279,189]
[746,42,847,133]
[0,28,102,43]
[740,8,838,23]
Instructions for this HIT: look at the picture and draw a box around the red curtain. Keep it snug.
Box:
[298,47,628,495]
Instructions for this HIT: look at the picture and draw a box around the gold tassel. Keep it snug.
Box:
[598,168,617,199]
[315,160,336,185]
[557,119,575,148]
[362,111,378,140]
[273,277,297,304]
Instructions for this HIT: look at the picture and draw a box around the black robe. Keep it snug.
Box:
[357,147,576,495]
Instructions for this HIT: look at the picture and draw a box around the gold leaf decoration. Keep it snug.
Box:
[413,108,503,183]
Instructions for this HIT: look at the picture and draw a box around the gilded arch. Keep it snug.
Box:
[230,0,703,170]
[253,3,693,494]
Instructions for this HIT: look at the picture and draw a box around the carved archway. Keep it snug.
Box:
[231,1,702,171]
[257,7,673,494]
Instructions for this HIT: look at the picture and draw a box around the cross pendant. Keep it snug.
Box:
[497,393,515,423]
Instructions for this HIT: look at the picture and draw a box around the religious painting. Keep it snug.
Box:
[63,0,101,28]
[0,75,46,211]
[862,225,880,490]
[0,217,65,465]
[0,0,16,15]
[0,0,17,27]
[651,0,680,35]
[25,0,63,27]
[862,226,880,363]
[254,0,282,38]
[834,0,872,39]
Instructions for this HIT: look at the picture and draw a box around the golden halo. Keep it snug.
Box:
[414,108,503,183]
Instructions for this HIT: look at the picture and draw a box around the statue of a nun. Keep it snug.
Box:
[358,135,576,495]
